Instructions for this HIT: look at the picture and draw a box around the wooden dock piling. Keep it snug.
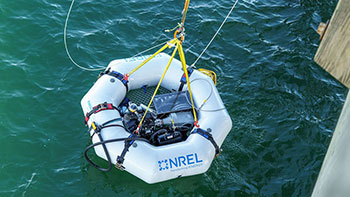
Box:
[314,0,350,88]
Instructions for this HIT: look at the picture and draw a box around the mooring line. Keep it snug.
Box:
[191,0,239,68]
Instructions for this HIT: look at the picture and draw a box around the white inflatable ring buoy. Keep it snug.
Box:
[81,53,232,184]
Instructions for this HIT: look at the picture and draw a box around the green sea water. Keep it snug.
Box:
[0,0,347,196]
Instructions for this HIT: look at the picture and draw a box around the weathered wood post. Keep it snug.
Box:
[312,0,350,196]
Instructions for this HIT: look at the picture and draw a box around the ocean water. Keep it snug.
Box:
[0,0,346,196]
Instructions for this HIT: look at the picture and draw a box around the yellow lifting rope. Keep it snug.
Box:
[134,37,200,134]
[177,39,198,126]
[128,0,190,78]
[135,43,179,134]
[130,0,200,134]
[127,39,177,77]
[181,0,190,26]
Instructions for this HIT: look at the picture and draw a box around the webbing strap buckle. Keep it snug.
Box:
[115,160,125,171]
[85,102,116,124]
[215,148,222,159]
[95,102,113,112]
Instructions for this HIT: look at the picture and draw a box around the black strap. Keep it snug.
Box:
[192,128,221,158]
[99,68,129,92]
[178,67,194,91]
[116,134,135,170]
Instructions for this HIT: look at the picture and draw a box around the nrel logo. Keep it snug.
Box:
[158,153,203,172]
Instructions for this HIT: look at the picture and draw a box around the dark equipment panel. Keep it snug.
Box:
[153,91,194,115]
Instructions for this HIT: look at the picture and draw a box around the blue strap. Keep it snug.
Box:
[100,69,129,92]
[178,67,194,91]
[110,71,128,85]
[192,128,221,157]
[142,85,148,93]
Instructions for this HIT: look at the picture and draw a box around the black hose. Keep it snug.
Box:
[84,133,150,172]
[90,124,124,140]
[85,121,126,172]
[85,132,113,172]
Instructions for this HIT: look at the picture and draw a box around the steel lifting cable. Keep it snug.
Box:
[64,0,105,71]
[65,0,239,71]
[191,0,239,68]
[129,40,169,59]
[64,0,170,72]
